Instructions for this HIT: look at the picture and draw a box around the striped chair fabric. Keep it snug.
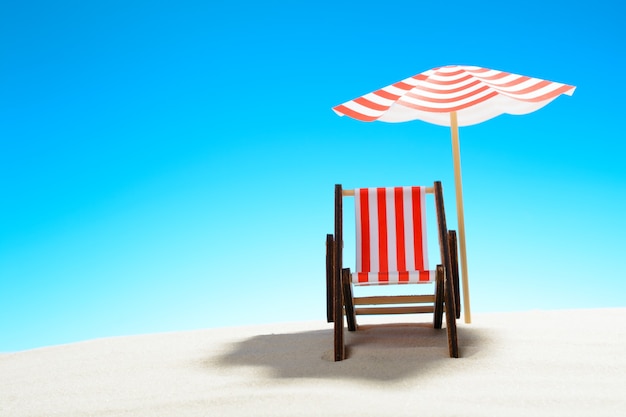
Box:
[353,186,436,285]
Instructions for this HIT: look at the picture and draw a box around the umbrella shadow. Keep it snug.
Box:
[214,322,483,382]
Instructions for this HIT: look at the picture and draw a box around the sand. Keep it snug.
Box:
[1,308,625,416]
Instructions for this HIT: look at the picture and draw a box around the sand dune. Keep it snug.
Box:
[1,308,625,416]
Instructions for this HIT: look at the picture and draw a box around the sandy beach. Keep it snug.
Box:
[1,308,625,416]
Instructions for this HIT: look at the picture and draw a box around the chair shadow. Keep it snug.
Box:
[214,322,483,382]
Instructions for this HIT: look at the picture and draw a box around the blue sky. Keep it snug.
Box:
[1,0,625,352]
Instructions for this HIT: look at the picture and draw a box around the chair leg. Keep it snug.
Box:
[333,311,344,361]
[333,246,344,361]
[326,234,334,323]
[333,184,345,361]
[433,265,444,329]
[448,231,461,320]
[445,268,459,358]
[342,268,357,332]
[433,180,459,357]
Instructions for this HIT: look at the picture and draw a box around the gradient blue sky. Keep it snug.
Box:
[1,0,625,352]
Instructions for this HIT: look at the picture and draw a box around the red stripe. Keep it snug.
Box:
[411,187,424,271]
[332,104,378,122]
[411,73,429,81]
[392,81,416,91]
[394,187,406,273]
[376,188,388,280]
[354,96,390,112]
[419,271,430,282]
[359,189,370,279]
[374,88,401,101]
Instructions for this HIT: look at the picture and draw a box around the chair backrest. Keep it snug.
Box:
[353,186,432,284]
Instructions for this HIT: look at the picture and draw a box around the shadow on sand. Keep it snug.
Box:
[214,322,483,382]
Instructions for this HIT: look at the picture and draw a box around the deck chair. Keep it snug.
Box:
[326,181,460,361]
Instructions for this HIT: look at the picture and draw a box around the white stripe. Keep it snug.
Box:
[419,187,429,270]
[368,188,379,273]
[355,189,362,272]
[385,188,397,273]
[403,187,415,271]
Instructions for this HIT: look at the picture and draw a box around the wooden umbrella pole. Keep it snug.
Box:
[450,111,472,324]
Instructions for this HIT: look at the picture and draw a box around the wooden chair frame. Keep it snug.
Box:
[326,181,460,361]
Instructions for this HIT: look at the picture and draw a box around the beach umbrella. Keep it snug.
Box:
[333,65,576,324]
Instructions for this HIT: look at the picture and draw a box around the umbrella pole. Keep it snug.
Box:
[450,111,472,324]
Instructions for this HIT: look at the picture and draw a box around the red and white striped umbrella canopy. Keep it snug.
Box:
[333,65,576,127]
